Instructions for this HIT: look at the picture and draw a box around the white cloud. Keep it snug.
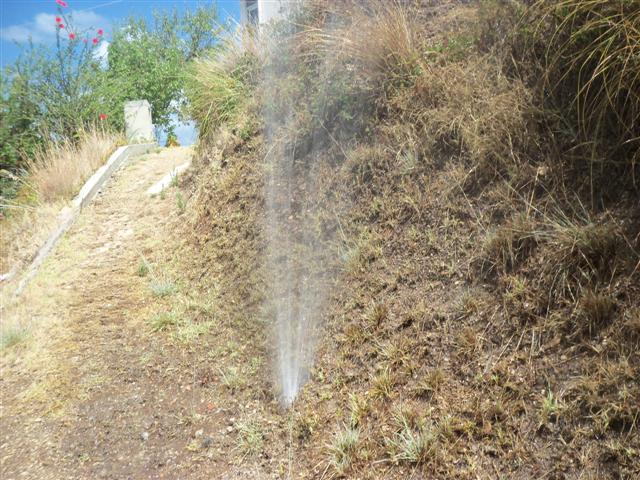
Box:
[93,40,110,67]
[0,10,108,44]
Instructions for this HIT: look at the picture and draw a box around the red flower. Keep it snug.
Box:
[99,113,108,120]
[55,16,62,23]
[92,38,99,45]
[56,0,68,7]
[58,23,65,29]
[97,28,104,36]
[69,32,75,40]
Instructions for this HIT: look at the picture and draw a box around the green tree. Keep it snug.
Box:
[0,3,220,200]
[96,5,220,131]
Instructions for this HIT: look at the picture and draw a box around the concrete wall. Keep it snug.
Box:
[124,100,155,143]
[239,0,293,26]
[258,0,288,23]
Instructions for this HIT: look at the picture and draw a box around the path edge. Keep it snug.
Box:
[12,143,156,298]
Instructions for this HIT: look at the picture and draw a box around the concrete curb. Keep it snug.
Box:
[146,160,191,196]
[12,143,156,298]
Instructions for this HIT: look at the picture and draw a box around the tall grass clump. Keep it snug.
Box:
[186,34,261,139]
[536,0,640,160]
[26,128,120,202]
[313,0,423,91]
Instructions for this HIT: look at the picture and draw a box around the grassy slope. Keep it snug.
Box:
[182,1,639,478]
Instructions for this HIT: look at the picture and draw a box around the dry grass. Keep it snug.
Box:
[26,129,119,203]
[187,33,261,140]
[312,0,423,88]
[535,0,640,152]
[0,202,63,274]
[0,129,119,276]
[178,0,640,477]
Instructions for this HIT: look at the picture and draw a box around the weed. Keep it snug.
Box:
[387,419,436,465]
[365,301,388,327]
[294,410,319,441]
[540,390,561,423]
[26,129,119,202]
[343,323,370,346]
[455,288,484,318]
[247,356,263,376]
[541,216,620,302]
[138,351,153,365]
[480,214,538,276]
[318,1,423,91]
[391,404,420,431]
[219,366,245,391]
[149,278,176,297]
[0,324,29,349]
[575,290,616,337]
[235,418,263,458]
[170,172,179,187]
[414,368,446,398]
[136,259,150,277]
[534,0,640,156]
[456,326,482,359]
[371,367,394,400]
[187,34,260,139]
[327,426,360,476]
[348,393,369,428]
[174,319,212,343]
[176,192,186,214]
[377,340,409,369]
[149,311,179,332]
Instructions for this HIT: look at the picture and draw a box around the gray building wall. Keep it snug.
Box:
[239,0,291,26]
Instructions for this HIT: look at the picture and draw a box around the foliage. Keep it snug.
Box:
[96,6,220,131]
[0,2,220,201]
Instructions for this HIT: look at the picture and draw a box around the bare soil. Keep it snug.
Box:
[0,147,289,479]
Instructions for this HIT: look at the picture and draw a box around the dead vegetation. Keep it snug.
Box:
[182,0,639,477]
[0,128,120,276]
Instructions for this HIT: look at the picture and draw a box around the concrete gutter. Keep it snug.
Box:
[146,161,191,196]
[12,143,155,297]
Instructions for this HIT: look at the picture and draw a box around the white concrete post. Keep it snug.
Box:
[124,100,155,143]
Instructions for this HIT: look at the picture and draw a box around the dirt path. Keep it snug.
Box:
[0,148,283,479]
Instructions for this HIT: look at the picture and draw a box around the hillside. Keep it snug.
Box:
[1,1,638,479]
[181,0,639,478]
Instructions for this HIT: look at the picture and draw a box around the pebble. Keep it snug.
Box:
[140,431,149,441]
[201,437,213,448]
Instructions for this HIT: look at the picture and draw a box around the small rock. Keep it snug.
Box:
[226,426,234,433]
[140,431,149,441]
[195,429,204,438]
[201,437,213,448]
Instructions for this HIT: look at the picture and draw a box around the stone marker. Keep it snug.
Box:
[124,100,155,143]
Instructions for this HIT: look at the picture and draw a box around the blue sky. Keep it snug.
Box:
[0,0,241,67]
[1,0,241,145]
